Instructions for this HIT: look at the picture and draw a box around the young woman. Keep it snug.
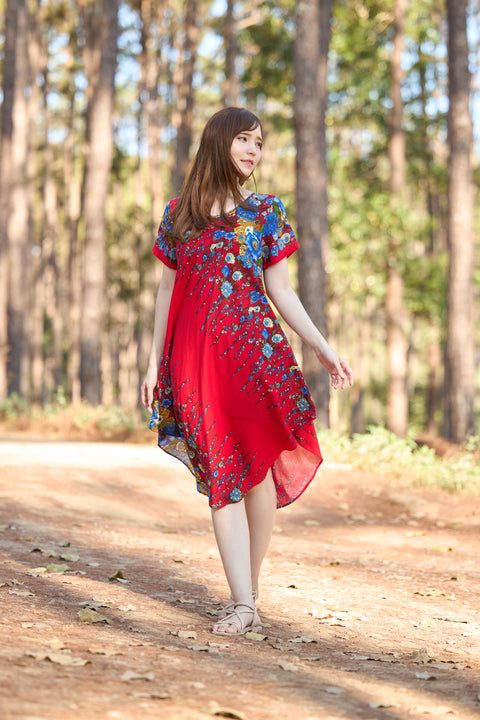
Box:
[141,107,353,637]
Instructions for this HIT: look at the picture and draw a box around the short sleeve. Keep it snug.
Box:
[152,199,178,268]
[261,196,300,269]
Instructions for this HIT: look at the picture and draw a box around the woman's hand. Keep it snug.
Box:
[315,345,354,390]
[141,367,158,413]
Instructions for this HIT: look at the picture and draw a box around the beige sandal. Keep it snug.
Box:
[212,601,262,636]
[218,589,258,621]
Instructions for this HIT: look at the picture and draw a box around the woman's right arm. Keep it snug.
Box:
[141,265,177,412]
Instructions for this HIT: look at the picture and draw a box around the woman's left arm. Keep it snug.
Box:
[264,258,353,389]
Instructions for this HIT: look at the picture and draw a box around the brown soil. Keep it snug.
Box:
[0,434,479,720]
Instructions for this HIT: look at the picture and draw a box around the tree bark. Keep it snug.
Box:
[386,0,408,437]
[0,0,18,398]
[171,0,198,196]
[80,0,119,404]
[294,0,332,427]
[6,0,32,396]
[223,0,239,107]
[443,0,475,443]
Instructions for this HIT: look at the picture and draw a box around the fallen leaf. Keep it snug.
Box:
[325,686,345,695]
[175,629,197,639]
[120,670,155,682]
[416,671,436,680]
[0,524,9,531]
[409,648,435,664]
[244,631,267,641]
[48,638,65,650]
[78,608,113,625]
[177,597,195,604]
[304,519,320,526]
[415,589,446,597]
[31,547,57,557]
[278,662,298,672]
[88,645,122,656]
[117,604,136,612]
[369,702,394,709]
[46,563,71,574]
[26,650,89,667]
[187,645,210,652]
[26,567,47,576]
[87,561,101,567]
[289,635,317,644]
[129,691,170,700]
[59,552,80,562]
[59,539,71,547]
[108,569,125,580]
[427,545,452,553]
[201,708,247,719]
[9,588,34,597]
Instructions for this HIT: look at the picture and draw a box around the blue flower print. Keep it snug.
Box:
[262,328,269,339]
[239,251,253,269]
[221,281,233,298]
[226,253,235,264]
[272,333,283,344]
[245,228,262,260]
[232,271,243,281]
[230,487,242,502]
[237,206,257,221]
[263,318,274,328]
[263,210,279,237]
[222,265,230,277]
[263,343,273,358]
[271,245,279,258]
[297,398,310,412]
[250,291,262,303]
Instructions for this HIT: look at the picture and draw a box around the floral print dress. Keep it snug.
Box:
[149,192,322,509]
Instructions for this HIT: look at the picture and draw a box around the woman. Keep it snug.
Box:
[141,107,353,636]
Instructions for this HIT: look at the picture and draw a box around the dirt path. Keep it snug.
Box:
[0,437,479,720]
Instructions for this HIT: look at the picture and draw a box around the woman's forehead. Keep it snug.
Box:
[238,125,262,139]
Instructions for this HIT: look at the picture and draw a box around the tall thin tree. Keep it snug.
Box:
[171,0,198,196]
[443,0,475,442]
[80,0,119,404]
[0,0,18,398]
[386,0,408,437]
[6,0,32,396]
[294,0,333,427]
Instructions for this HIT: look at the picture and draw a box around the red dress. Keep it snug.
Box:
[149,193,322,509]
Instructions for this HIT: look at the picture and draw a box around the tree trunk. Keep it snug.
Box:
[0,0,18,398]
[171,0,198,196]
[223,0,239,107]
[386,0,408,437]
[294,0,332,427]
[6,0,32,396]
[443,0,475,443]
[80,0,119,404]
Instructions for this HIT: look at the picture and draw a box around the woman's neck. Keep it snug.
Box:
[210,187,252,217]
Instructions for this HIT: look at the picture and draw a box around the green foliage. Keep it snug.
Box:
[0,393,28,420]
[317,426,480,492]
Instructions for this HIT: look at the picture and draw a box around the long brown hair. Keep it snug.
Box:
[171,107,262,242]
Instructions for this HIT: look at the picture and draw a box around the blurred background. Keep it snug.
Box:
[0,0,478,447]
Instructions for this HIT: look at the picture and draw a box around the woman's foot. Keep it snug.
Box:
[212,601,261,636]
[217,588,258,621]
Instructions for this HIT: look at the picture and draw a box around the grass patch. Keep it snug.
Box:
[317,425,480,493]
[0,394,145,442]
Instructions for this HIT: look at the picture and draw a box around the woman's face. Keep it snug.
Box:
[230,126,263,178]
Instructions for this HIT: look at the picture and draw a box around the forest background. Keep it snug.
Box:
[0,0,478,450]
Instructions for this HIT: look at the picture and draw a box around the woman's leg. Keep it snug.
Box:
[244,468,277,594]
[211,499,254,633]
